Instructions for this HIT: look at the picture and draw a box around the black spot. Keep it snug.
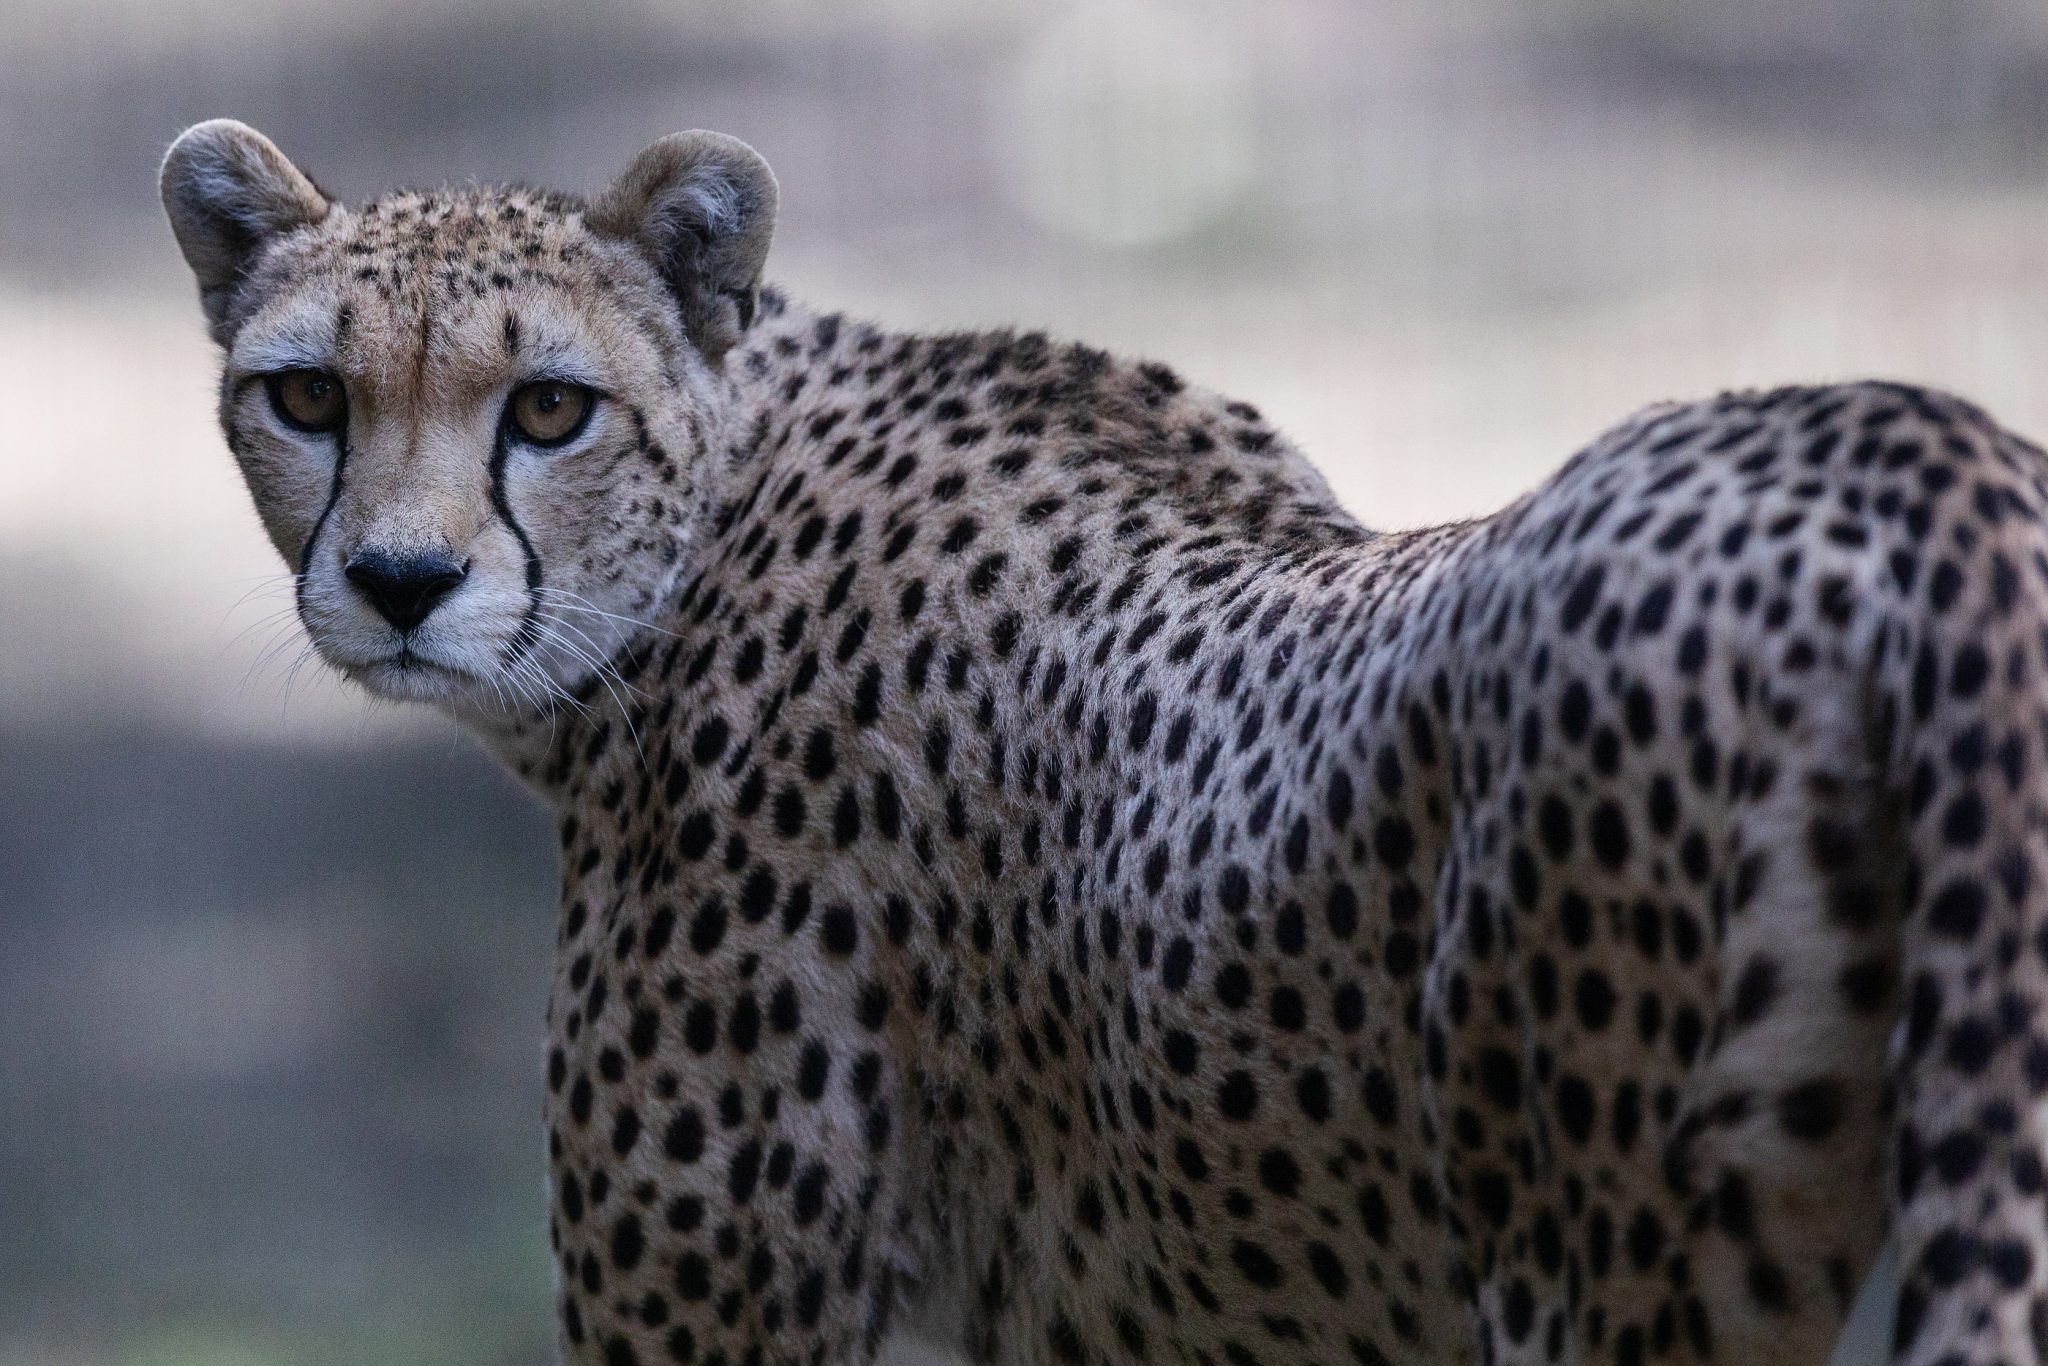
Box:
[663,1108,705,1163]
[1729,956,1779,1030]
[1217,1071,1259,1121]
[1777,1078,1846,1143]
[1588,802,1630,869]
[1928,879,1987,940]
[1230,1239,1285,1288]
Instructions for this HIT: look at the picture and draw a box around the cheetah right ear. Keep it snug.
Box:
[590,131,778,366]
[160,120,331,338]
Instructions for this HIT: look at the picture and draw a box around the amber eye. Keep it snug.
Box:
[507,380,594,447]
[266,369,346,432]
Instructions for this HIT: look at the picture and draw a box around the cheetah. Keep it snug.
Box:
[162,119,2048,1366]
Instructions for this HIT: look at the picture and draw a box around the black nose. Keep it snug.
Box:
[344,549,468,633]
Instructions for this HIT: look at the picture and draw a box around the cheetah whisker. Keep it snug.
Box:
[528,618,647,763]
[533,586,678,640]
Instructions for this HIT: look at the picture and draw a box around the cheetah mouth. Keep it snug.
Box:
[318,624,570,714]
[344,645,483,701]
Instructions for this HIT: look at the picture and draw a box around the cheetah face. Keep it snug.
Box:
[160,121,776,713]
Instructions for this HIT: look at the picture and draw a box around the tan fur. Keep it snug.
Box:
[164,123,2048,1366]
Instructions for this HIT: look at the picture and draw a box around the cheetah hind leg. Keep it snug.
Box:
[1438,695,1901,1365]
[1647,534,2048,1366]
[1877,560,2048,1365]
[1663,735,1901,1366]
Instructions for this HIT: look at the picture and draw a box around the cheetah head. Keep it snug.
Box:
[160,120,777,712]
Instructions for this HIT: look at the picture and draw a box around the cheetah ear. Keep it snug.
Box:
[160,120,331,339]
[590,131,778,366]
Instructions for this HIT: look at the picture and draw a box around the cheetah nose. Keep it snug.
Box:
[343,549,469,633]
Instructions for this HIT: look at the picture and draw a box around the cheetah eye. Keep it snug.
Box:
[507,380,595,447]
[265,368,346,433]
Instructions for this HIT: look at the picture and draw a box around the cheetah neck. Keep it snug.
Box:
[474,288,1383,814]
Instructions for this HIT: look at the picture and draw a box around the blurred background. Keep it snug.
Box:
[6,0,2048,1360]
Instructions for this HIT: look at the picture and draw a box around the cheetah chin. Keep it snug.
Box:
[168,119,2048,1366]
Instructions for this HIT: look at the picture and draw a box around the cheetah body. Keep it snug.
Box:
[535,295,2032,1366]
[160,123,2048,1366]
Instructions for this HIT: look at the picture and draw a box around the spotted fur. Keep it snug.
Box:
[165,122,2048,1366]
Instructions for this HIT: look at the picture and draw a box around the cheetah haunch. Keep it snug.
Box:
[164,119,2048,1366]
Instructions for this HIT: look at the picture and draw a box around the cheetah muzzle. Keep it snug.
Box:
[165,119,2048,1366]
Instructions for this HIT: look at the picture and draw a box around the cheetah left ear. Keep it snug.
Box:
[160,120,332,342]
[590,131,778,367]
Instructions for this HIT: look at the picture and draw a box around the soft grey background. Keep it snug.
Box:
[7,0,2048,1361]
